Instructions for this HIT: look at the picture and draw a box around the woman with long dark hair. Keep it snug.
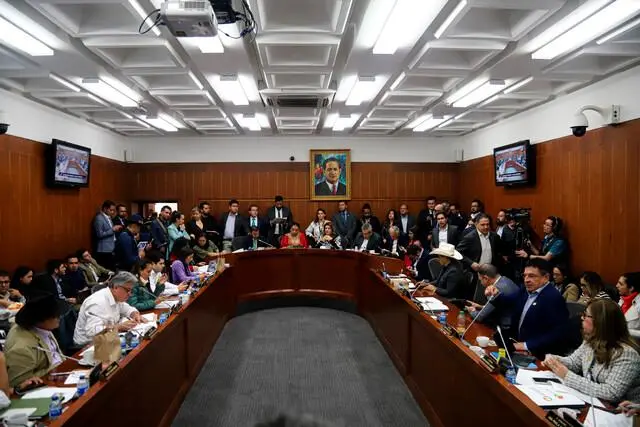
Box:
[552,264,580,302]
[381,209,400,244]
[544,299,640,402]
[10,267,32,301]
[578,271,611,305]
[127,259,166,311]
[171,247,201,284]
[616,272,640,342]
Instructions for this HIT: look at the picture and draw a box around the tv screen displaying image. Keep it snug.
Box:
[47,139,91,188]
[493,140,535,187]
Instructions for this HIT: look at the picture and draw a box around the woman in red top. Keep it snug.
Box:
[280,222,309,249]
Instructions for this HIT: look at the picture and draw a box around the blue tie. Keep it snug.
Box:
[343,212,347,222]
[252,218,256,227]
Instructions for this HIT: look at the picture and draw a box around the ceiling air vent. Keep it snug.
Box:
[260,89,335,110]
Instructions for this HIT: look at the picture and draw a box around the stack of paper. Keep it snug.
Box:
[132,321,157,335]
[22,387,76,403]
[63,370,91,385]
[583,407,633,427]
[155,299,180,309]
[415,297,449,312]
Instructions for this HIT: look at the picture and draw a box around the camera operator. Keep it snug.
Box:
[516,216,567,268]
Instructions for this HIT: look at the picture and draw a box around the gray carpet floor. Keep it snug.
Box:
[172,307,428,427]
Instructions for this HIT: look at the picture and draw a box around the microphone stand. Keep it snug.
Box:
[258,239,275,248]
[460,293,500,344]
[495,325,516,368]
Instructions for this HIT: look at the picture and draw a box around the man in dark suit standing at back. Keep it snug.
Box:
[244,204,269,237]
[456,213,502,273]
[315,157,346,196]
[431,212,459,249]
[487,259,570,360]
[417,196,437,246]
[267,195,293,247]
[332,200,357,248]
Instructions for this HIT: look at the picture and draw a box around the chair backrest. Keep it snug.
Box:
[92,283,108,294]
[565,302,586,355]
[231,236,245,251]
[566,301,586,318]
[428,258,442,280]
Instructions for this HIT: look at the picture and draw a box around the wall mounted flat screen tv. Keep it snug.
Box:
[493,140,535,187]
[46,139,91,188]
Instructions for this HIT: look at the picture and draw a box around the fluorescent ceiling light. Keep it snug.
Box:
[333,114,358,131]
[532,0,640,60]
[238,114,261,131]
[597,15,640,43]
[82,78,138,107]
[373,0,448,54]
[451,80,505,108]
[217,75,249,106]
[434,0,467,39]
[408,114,430,129]
[528,0,612,53]
[128,0,161,36]
[136,119,151,129]
[324,113,339,129]
[345,76,377,106]
[159,113,184,129]
[413,115,452,132]
[504,77,533,94]
[0,16,53,56]
[50,74,80,92]
[197,37,224,53]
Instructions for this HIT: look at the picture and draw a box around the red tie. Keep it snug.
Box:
[332,184,337,195]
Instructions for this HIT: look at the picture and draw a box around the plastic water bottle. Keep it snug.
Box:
[159,312,169,324]
[438,311,447,326]
[130,333,140,348]
[76,374,89,396]
[506,366,517,384]
[49,394,62,420]
[456,310,466,335]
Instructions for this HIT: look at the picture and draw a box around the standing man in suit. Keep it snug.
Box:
[431,212,459,249]
[332,200,357,248]
[447,203,466,230]
[352,223,382,253]
[151,205,171,256]
[398,204,416,245]
[456,214,502,273]
[199,201,220,248]
[417,196,437,246]
[267,195,293,248]
[314,157,346,196]
[93,200,121,271]
[358,203,381,235]
[488,259,570,360]
[244,204,269,237]
[114,204,128,230]
[496,210,518,280]
[219,199,246,252]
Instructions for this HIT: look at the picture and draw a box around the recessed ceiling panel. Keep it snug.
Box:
[255,0,351,33]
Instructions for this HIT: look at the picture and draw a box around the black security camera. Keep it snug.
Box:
[289,156,295,161]
[0,123,8,135]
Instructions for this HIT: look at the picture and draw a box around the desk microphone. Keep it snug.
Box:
[495,325,515,368]
[33,346,83,364]
[460,292,500,342]
[258,239,275,248]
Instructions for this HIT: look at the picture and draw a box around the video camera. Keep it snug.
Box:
[504,207,531,224]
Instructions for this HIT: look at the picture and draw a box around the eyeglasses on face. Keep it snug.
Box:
[581,312,593,319]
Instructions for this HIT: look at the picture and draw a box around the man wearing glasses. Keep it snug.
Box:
[73,271,146,346]
[0,270,24,307]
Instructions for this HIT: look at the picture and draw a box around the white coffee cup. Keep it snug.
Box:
[476,336,490,348]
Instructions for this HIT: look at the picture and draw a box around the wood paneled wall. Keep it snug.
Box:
[0,135,129,273]
[459,119,640,283]
[129,162,460,223]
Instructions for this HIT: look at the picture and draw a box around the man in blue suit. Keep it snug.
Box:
[488,258,569,360]
[93,200,122,270]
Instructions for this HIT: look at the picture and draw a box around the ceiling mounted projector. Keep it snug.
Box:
[160,0,218,37]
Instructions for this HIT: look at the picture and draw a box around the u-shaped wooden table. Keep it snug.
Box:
[50,249,550,427]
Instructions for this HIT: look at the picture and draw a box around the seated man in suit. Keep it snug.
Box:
[406,244,430,281]
[352,223,382,253]
[77,249,112,288]
[431,212,459,249]
[315,157,346,196]
[421,243,466,299]
[243,226,271,250]
[381,226,406,259]
[467,264,519,327]
[488,259,570,360]
[32,259,76,305]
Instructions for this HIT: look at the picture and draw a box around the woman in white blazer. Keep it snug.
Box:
[616,272,640,341]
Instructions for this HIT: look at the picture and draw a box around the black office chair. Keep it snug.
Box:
[465,270,475,300]
[472,278,487,305]
[428,258,442,279]
[231,236,245,251]
[565,302,586,355]
[92,283,108,293]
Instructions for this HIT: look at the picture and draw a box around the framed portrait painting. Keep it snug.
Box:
[310,149,351,201]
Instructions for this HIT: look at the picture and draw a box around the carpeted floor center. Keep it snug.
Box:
[172,307,428,427]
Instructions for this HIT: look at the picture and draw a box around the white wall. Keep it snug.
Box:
[127,136,462,163]
[0,89,127,161]
[462,65,640,160]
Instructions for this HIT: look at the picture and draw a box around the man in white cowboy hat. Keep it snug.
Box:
[422,243,467,299]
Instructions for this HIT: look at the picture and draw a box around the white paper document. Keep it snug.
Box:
[515,369,561,385]
[583,407,633,427]
[141,313,157,323]
[63,370,91,385]
[132,321,157,335]
[22,387,76,403]
[550,381,605,408]
[415,297,449,312]
[515,384,584,408]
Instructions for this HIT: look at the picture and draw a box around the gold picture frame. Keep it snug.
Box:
[310,149,351,201]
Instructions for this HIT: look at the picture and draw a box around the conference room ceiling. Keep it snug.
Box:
[1,0,640,137]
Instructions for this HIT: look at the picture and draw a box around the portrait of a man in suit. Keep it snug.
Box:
[310,150,351,200]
